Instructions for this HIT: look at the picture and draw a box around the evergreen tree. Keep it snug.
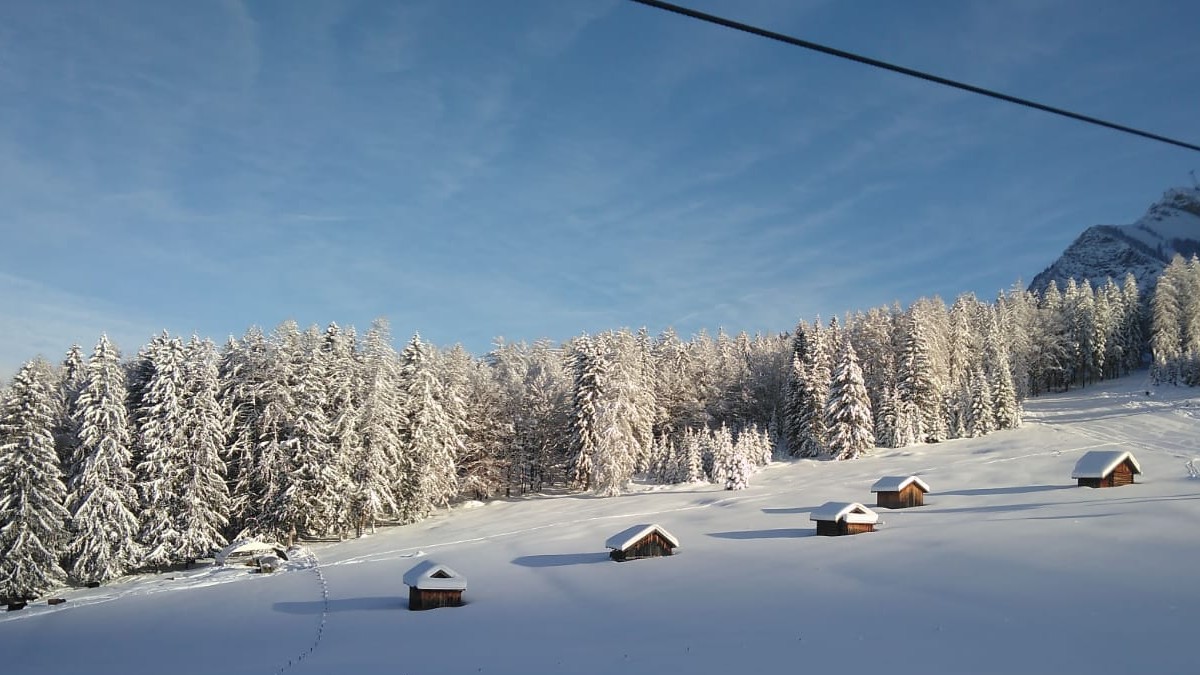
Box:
[967,369,996,437]
[680,428,705,483]
[898,309,941,443]
[68,335,142,583]
[0,360,70,601]
[1151,257,1185,384]
[825,341,874,460]
[570,336,605,491]
[397,334,461,522]
[723,426,751,491]
[175,337,230,562]
[278,325,342,539]
[133,333,190,568]
[351,319,402,535]
[54,345,86,473]
[218,327,269,534]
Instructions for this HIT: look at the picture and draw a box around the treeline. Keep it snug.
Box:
[3,266,1195,602]
[1150,255,1200,385]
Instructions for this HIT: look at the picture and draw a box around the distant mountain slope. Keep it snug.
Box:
[1030,186,1200,294]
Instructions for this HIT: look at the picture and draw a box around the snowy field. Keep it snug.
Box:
[3,374,1199,675]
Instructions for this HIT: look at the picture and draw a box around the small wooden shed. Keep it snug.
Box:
[403,561,466,611]
[605,523,680,562]
[1072,450,1141,488]
[870,475,930,509]
[810,502,879,536]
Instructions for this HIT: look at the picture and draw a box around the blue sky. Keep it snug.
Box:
[2,0,1198,379]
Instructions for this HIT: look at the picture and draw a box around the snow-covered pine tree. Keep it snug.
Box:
[351,319,402,535]
[583,331,651,497]
[985,328,1022,430]
[272,324,343,538]
[723,426,750,491]
[1151,257,1185,385]
[54,344,86,474]
[709,424,734,485]
[1182,256,1200,385]
[967,369,996,437]
[0,359,71,601]
[397,334,461,522]
[898,307,942,443]
[321,324,362,536]
[174,337,230,563]
[678,428,705,483]
[802,321,832,455]
[783,351,807,457]
[569,336,605,491]
[133,333,189,569]
[68,335,142,584]
[276,325,341,540]
[1119,273,1144,376]
[873,383,905,448]
[219,327,269,534]
[824,341,874,461]
[237,321,302,541]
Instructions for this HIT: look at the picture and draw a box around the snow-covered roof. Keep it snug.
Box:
[809,502,879,524]
[605,524,680,552]
[403,561,467,591]
[1071,450,1142,479]
[215,539,285,566]
[870,475,930,493]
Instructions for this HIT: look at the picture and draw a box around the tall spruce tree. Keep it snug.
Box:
[352,319,402,534]
[0,360,71,601]
[68,335,142,583]
[396,334,461,522]
[174,337,230,562]
[133,333,190,568]
[825,341,874,461]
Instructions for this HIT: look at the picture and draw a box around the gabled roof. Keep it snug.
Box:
[809,501,879,524]
[403,561,467,591]
[1071,450,1142,479]
[605,523,680,552]
[870,475,931,493]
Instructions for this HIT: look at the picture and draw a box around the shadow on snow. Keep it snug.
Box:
[510,552,611,568]
[273,596,404,614]
[707,528,815,540]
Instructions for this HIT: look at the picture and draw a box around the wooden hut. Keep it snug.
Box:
[1072,450,1141,488]
[810,502,879,536]
[605,524,680,562]
[403,561,466,611]
[870,475,930,509]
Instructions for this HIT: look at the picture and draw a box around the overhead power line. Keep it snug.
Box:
[627,0,1200,154]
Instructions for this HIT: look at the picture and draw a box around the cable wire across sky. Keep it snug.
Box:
[627,0,1200,154]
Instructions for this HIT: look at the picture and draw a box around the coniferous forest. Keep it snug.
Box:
[3,260,1200,602]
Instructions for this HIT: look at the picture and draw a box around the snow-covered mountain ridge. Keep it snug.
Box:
[1030,186,1200,293]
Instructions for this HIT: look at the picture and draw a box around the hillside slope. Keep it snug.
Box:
[3,375,1199,675]
[1030,187,1200,293]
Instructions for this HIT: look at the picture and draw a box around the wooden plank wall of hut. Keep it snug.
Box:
[816,521,841,537]
[409,587,464,610]
[845,522,875,535]
[1113,463,1134,486]
[900,483,924,507]
[614,532,675,561]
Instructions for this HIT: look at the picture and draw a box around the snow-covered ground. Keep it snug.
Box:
[4,375,1199,675]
